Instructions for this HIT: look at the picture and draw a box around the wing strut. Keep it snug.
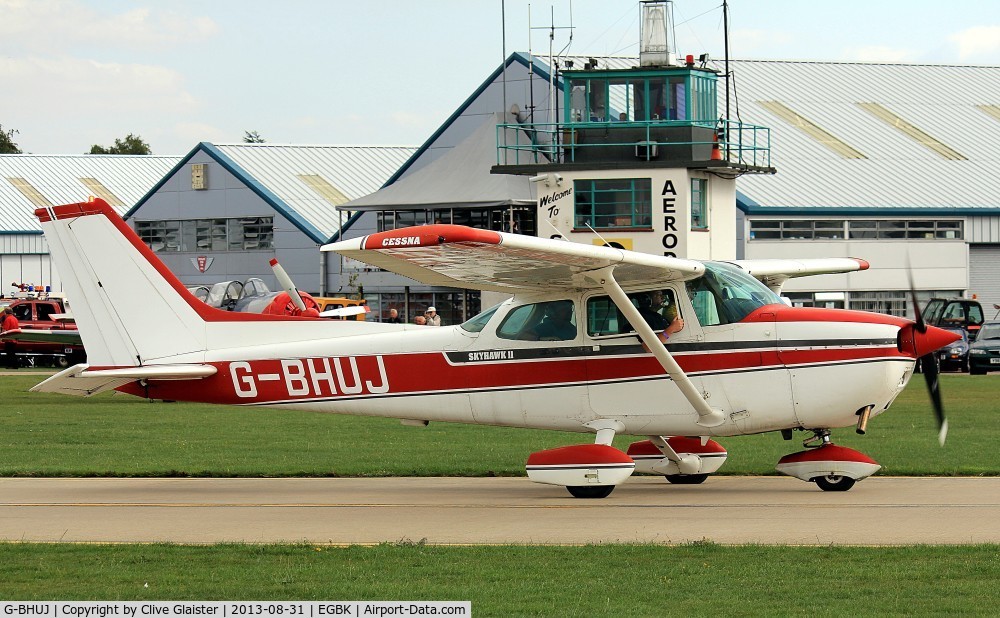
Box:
[596,267,726,428]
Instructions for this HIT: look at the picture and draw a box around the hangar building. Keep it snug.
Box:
[338,54,1000,319]
[0,153,179,295]
[124,142,415,296]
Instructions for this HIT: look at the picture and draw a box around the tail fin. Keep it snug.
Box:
[38,199,208,367]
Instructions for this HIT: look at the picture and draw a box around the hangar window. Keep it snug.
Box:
[847,220,963,240]
[749,219,963,241]
[136,217,272,253]
[748,220,846,240]
[574,178,652,229]
[136,220,181,252]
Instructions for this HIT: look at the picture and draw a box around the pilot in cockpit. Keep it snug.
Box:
[532,300,577,341]
[639,289,685,340]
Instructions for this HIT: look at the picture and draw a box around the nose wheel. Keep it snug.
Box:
[776,430,881,491]
[813,474,856,492]
[566,485,617,499]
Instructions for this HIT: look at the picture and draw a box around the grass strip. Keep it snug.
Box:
[1,374,996,477]
[0,543,997,615]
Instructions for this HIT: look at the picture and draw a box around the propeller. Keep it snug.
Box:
[906,263,948,446]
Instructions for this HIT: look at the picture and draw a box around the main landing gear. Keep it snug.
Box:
[775,429,881,491]
[525,421,732,499]
[626,436,728,485]
[525,421,635,499]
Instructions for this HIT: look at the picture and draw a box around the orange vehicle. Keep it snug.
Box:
[312,297,369,320]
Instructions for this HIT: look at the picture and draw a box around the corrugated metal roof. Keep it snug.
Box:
[212,143,417,240]
[538,56,1000,212]
[719,60,1000,212]
[0,154,180,233]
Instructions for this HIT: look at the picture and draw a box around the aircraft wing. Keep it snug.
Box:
[1,328,83,345]
[725,258,870,293]
[323,225,705,293]
[31,364,218,397]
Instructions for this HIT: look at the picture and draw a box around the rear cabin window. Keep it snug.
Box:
[497,300,577,341]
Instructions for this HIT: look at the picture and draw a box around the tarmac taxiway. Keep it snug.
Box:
[1,476,997,545]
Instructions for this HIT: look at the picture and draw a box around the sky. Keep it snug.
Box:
[3,0,999,155]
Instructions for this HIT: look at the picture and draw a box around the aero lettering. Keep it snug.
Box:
[661,180,678,258]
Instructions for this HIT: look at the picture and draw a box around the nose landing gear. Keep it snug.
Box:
[775,429,880,491]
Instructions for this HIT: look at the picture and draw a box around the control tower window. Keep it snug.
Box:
[574,178,652,229]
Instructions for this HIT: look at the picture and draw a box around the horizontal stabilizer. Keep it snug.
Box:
[31,364,218,397]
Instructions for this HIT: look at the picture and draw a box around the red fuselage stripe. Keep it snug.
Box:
[116,345,908,405]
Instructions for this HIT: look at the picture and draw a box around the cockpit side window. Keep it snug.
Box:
[685,262,782,326]
[587,288,679,336]
[498,300,577,341]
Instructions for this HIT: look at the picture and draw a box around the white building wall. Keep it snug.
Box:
[967,216,1000,243]
[535,169,738,260]
[1,253,61,293]
[969,245,1000,313]
[744,238,969,293]
[687,176,736,261]
[1,234,63,293]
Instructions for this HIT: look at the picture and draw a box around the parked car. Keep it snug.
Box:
[922,298,985,337]
[937,327,970,372]
[968,321,1000,375]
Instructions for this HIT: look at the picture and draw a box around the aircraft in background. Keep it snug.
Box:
[27,199,957,498]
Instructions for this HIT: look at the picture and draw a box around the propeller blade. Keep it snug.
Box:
[906,255,926,333]
[269,258,307,313]
[920,354,947,445]
[908,255,945,445]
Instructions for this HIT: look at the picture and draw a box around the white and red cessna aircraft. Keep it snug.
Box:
[29,199,958,498]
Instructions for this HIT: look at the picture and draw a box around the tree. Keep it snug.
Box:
[89,133,152,155]
[1,123,22,154]
[243,130,266,143]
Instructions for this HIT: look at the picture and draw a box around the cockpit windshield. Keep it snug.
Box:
[685,262,783,326]
[460,303,503,333]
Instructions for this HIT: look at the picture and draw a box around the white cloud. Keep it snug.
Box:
[0,55,201,153]
[949,25,1000,61]
[0,55,197,113]
[390,111,432,130]
[839,45,918,63]
[730,29,797,58]
[0,0,217,53]
[171,122,229,147]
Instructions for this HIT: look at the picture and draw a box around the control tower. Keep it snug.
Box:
[493,0,774,260]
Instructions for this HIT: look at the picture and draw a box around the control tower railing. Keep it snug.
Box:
[496,119,771,171]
